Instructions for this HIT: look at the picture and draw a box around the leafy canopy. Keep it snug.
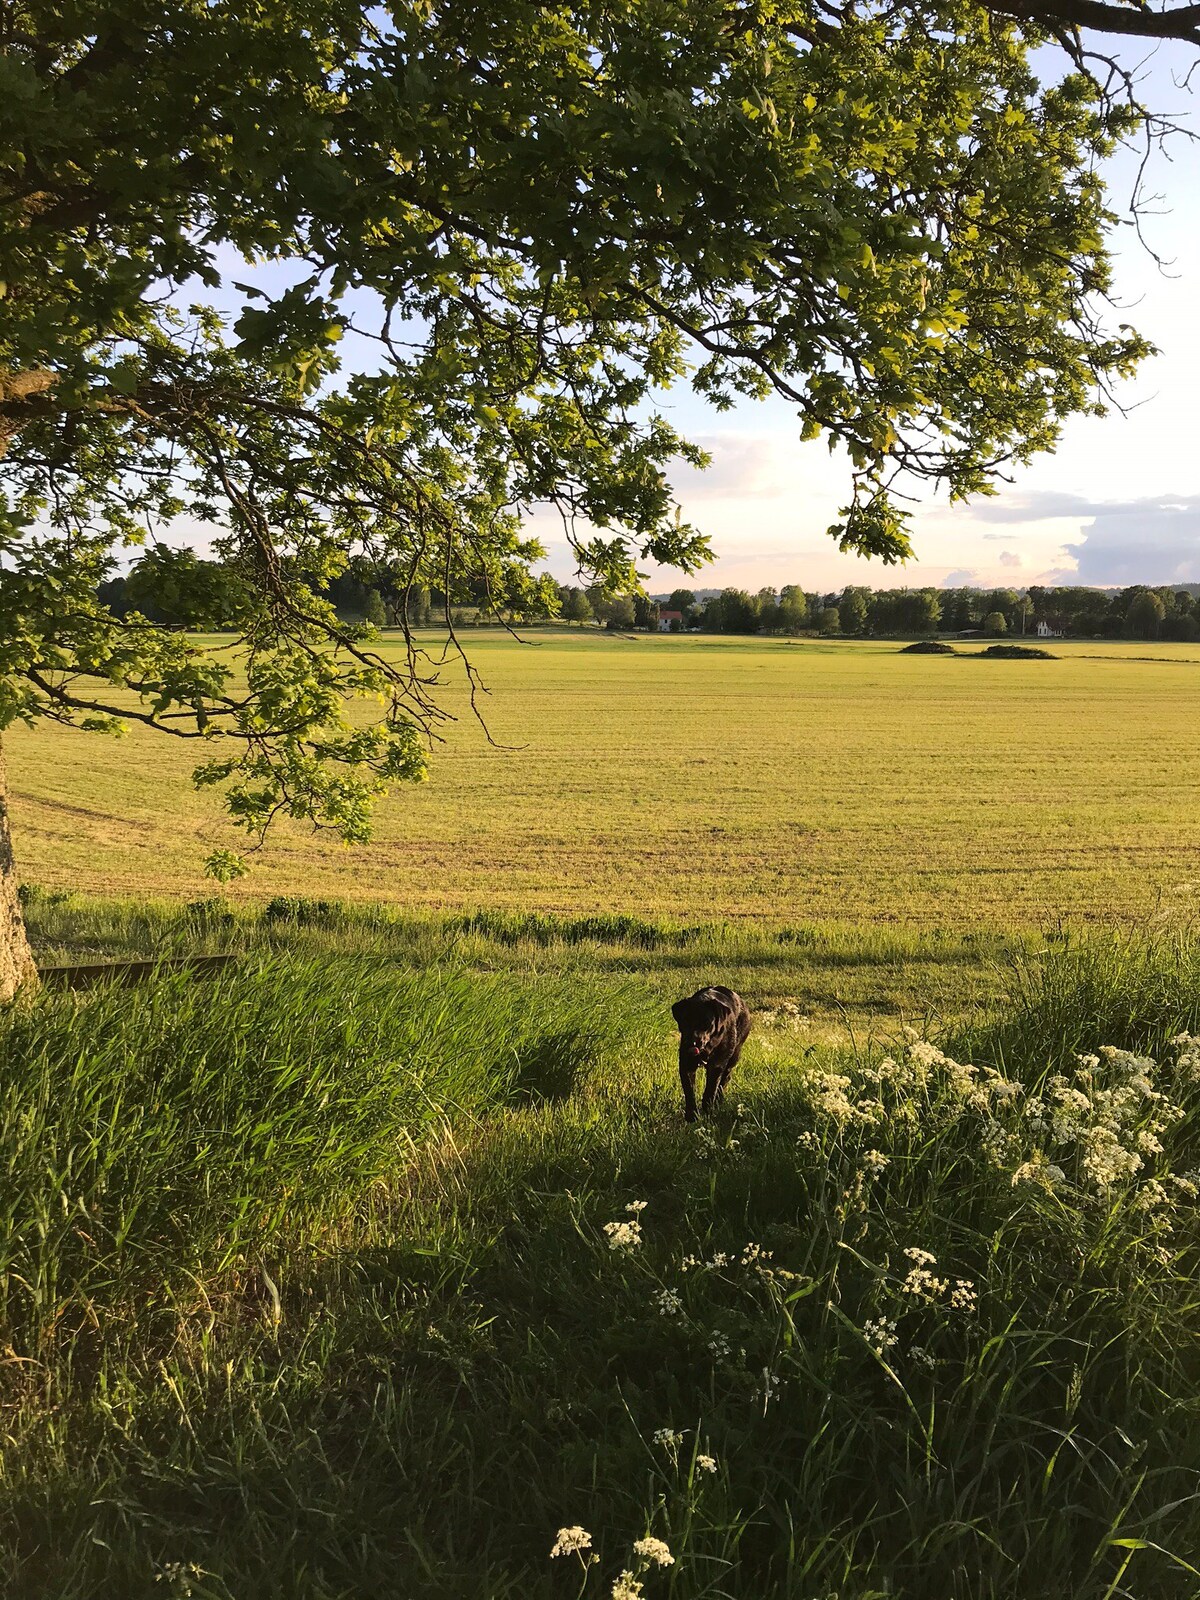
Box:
[0,0,1156,868]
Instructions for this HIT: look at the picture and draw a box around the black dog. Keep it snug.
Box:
[671,986,752,1122]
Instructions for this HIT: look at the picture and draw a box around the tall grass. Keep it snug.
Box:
[0,958,661,1365]
[2,927,1199,1597]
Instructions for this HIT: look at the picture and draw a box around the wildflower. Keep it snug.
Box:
[1171,1033,1200,1082]
[707,1251,730,1269]
[707,1330,732,1360]
[612,1572,644,1600]
[696,1453,718,1474]
[949,1279,978,1313]
[903,1247,937,1267]
[862,1149,890,1173]
[155,1566,204,1597]
[633,1537,675,1568]
[808,1071,862,1126]
[1011,1152,1065,1190]
[796,1130,818,1151]
[863,1316,898,1356]
[902,1260,947,1299]
[983,1126,1019,1167]
[1133,1179,1170,1211]
[910,1345,936,1370]
[1079,1126,1142,1190]
[604,1220,643,1252]
[757,1368,780,1409]
[680,1254,701,1272]
[625,1200,649,1214]
[740,1242,774,1268]
[551,1527,593,1559]
[653,1427,685,1449]
[907,1038,945,1068]
[654,1288,683,1317]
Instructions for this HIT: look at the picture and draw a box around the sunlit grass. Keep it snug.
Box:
[9,631,1200,925]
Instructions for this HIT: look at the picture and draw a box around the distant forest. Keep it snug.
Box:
[96,548,1200,643]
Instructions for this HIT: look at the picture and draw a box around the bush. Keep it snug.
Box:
[263,895,345,926]
[450,909,708,948]
[900,639,955,654]
[978,643,1055,659]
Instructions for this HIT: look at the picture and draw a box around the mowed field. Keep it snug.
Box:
[9,631,1200,926]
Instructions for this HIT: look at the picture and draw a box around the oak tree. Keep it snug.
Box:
[0,0,1190,992]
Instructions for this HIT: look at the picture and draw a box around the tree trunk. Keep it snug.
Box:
[0,739,38,1002]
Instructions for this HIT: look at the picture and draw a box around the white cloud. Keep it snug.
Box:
[1065,496,1200,585]
[998,551,1023,568]
[670,434,793,499]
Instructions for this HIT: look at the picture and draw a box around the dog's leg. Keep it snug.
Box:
[711,1045,744,1110]
[701,1061,725,1116]
[680,1059,699,1122]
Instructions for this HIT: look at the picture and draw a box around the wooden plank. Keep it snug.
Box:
[38,954,238,989]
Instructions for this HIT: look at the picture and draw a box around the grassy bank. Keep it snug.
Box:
[2,917,1200,1596]
[22,887,1031,1042]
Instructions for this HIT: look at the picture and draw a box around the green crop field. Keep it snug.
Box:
[9,632,1200,927]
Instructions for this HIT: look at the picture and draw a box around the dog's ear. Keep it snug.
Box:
[671,997,693,1027]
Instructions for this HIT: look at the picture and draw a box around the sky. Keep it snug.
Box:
[533,42,1200,594]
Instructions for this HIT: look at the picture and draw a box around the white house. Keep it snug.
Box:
[1034,620,1061,639]
[657,609,684,632]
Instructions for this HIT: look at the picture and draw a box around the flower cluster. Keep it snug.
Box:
[756,999,810,1031]
[807,1070,880,1128]
[604,1220,642,1252]
[550,1526,594,1559]
[900,1247,950,1302]
[863,1315,898,1356]
[808,1030,1192,1213]
[1017,1046,1183,1196]
[604,1201,648,1253]
[633,1538,674,1568]
[1171,1033,1200,1082]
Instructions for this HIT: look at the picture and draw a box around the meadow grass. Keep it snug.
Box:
[2,920,1200,1598]
[21,886,1029,1041]
[9,631,1200,926]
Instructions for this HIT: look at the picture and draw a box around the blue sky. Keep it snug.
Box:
[533,44,1200,594]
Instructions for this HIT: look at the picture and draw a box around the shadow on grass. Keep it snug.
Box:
[5,1070,1200,1600]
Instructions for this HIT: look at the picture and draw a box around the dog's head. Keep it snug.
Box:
[672,988,735,1064]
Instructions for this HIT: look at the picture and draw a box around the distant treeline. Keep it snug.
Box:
[626,583,1200,641]
[95,548,493,631]
[96,548,1199,643]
